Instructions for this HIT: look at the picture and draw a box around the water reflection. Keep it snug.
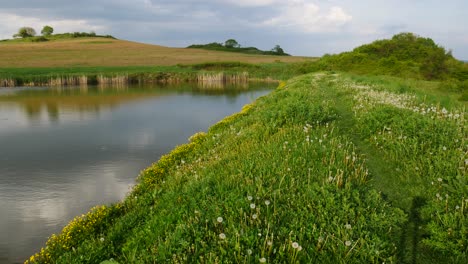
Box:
[0,82,275,263]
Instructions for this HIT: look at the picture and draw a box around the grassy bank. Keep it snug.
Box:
[27,72,466,263]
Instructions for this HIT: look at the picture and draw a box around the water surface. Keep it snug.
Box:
[0,82,273,263]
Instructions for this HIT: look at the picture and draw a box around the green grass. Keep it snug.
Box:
[26,72,467,263]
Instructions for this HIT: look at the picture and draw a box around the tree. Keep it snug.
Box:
[13,27,36,38]
[41,25,54,36]
[224,39,240,48]
[271,45,285,55]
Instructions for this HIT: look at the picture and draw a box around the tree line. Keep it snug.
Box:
[188,39,290,56]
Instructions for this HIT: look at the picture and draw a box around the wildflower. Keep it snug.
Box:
[298,246,302,251]
[219,233,226,240]
[437,178,443,182]
[265,200,271,206]
[267,241,273,246]
[217,217,223,223]
[345,241,352,247]
[247,195,253,201]
[252,214,258,219]
[345,224,352,229]
[247,249,252,255]
[259,257,267,263]
[250,203,256,209]
[318,237,324,243]
[442,146,447,151]
[292,242,299,249]
[100,237,105,243]
[456,205,460,210]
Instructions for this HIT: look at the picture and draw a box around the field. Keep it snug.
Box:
[0,38,310,68]
[27,72,467,263]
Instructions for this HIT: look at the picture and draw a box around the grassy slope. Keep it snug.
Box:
[0,38,308,68]
[28,72,467,263]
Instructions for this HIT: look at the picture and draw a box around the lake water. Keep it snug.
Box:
[0,82,273,263]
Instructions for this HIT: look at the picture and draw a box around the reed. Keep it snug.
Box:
[48,76,88,86]
[196,72,249,89]
[0,78,16,87]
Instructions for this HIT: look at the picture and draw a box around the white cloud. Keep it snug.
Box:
[262,1,352,33]
[0,12,106,39]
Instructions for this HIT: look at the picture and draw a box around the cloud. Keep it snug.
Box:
[261,1,352,33]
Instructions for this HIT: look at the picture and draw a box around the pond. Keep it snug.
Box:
[0,82,274,263]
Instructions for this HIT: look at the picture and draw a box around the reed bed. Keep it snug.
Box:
[196,72,249,90]
[0,78,16,87]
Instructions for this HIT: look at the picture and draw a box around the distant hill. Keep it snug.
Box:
[188,42,290,56]
[314,32,468,81]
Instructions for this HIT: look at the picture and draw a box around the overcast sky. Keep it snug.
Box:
[1,0,467,59]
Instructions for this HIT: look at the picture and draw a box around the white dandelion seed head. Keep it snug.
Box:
[438,178,443,182]
[247,249,252,255]
[345,224,352,229]
[219,233,226,240]
[259,257,266,263]
[250,203,256,209]
[100,237,105,242]
[456,205,460,210]
[267,241,273,246]
[265,200,271,206]
[298,246,302,251]
[345,241,352,247]
[247,195,253,201]
[217,217,223,223]
[252,214,258,219]
[292,242,299,249]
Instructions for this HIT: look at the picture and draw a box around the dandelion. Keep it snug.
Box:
[265,200,271,206]
[250,203,256,209]
[456,205,460,210]
[345,241,352,247]
[217,217,223,223]
[318,237,324,243]
[298,246,302,251]
[259,257,266,263]
[252,214,258,219]
[219,233,226,240]
[247,249,252,255]
[100,237,104,243]
[247,195,253,201]
[437,178,443,182]
[292,242,299,249]
[345,224,352,229]
[267,241,273,246]
[442,146,447,151]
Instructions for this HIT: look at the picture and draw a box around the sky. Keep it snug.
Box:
[0,0,467,59]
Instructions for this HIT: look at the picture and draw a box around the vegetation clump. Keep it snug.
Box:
[188,38,290,56]
[307,33,468,82]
